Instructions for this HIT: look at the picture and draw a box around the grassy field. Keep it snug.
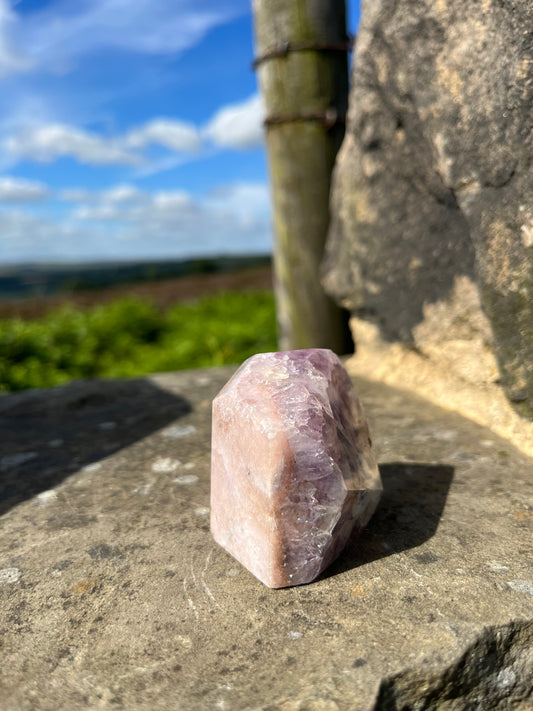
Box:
[0,289,277,392]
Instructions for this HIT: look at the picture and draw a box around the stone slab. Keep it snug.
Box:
[0,367,532,710]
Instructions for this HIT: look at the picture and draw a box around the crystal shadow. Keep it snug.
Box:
[0,377,191,516]
[326,462,455,576]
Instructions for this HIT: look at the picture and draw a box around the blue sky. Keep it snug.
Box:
[0,0,360,263]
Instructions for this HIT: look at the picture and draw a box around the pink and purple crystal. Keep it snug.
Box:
[210,349,382,588]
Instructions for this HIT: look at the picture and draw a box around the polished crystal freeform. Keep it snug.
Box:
[210,349,382,588]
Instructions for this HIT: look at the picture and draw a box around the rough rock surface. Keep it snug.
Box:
[323,0,533,417]
[1,367,532,709]
[211,350,381,588]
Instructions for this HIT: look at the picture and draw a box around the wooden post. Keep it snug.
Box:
[252,0,350,352]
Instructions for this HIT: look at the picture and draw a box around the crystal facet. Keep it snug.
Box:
[210,349,382,588]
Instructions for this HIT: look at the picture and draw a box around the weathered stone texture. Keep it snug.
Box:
[323,0,533,417]
[0,369,532,709]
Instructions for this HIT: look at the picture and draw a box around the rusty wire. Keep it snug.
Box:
[252,36,354,69]
[263,107,345,130]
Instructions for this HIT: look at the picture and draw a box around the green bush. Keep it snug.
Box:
[0,291,276,392]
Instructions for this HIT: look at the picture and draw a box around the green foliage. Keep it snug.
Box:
[0,291,277,392]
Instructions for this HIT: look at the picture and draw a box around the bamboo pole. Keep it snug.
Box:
[252,0,350,352]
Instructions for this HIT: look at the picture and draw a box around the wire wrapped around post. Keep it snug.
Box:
[252,37,353,69]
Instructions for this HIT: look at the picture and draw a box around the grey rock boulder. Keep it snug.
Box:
[323,0,533,417]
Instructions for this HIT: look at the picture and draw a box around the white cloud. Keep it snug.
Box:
[4,124,141,165]
[4,118,201,170]
[0,175,47,201]
[0,208,94,263]
[0,0,32,76]
[68,184,147,219]
[0,181,272,262]
[102,184,145,203]
[204,94,265,150]
[69,188,199,226]
[2,93,266,170]
[3,120,202,171]
[126,119,202,153]
[16,181,272,262]
[206,183,271,223]
[1,0,248,77]
[152,190,194,210]
[73,204,122,221]
[60,184,145,205]
[0,209,53,244]
[68,183,269,228]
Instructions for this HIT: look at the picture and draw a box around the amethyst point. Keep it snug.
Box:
[210,349,382,588]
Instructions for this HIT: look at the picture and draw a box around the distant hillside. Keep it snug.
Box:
[0,254,272,300]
